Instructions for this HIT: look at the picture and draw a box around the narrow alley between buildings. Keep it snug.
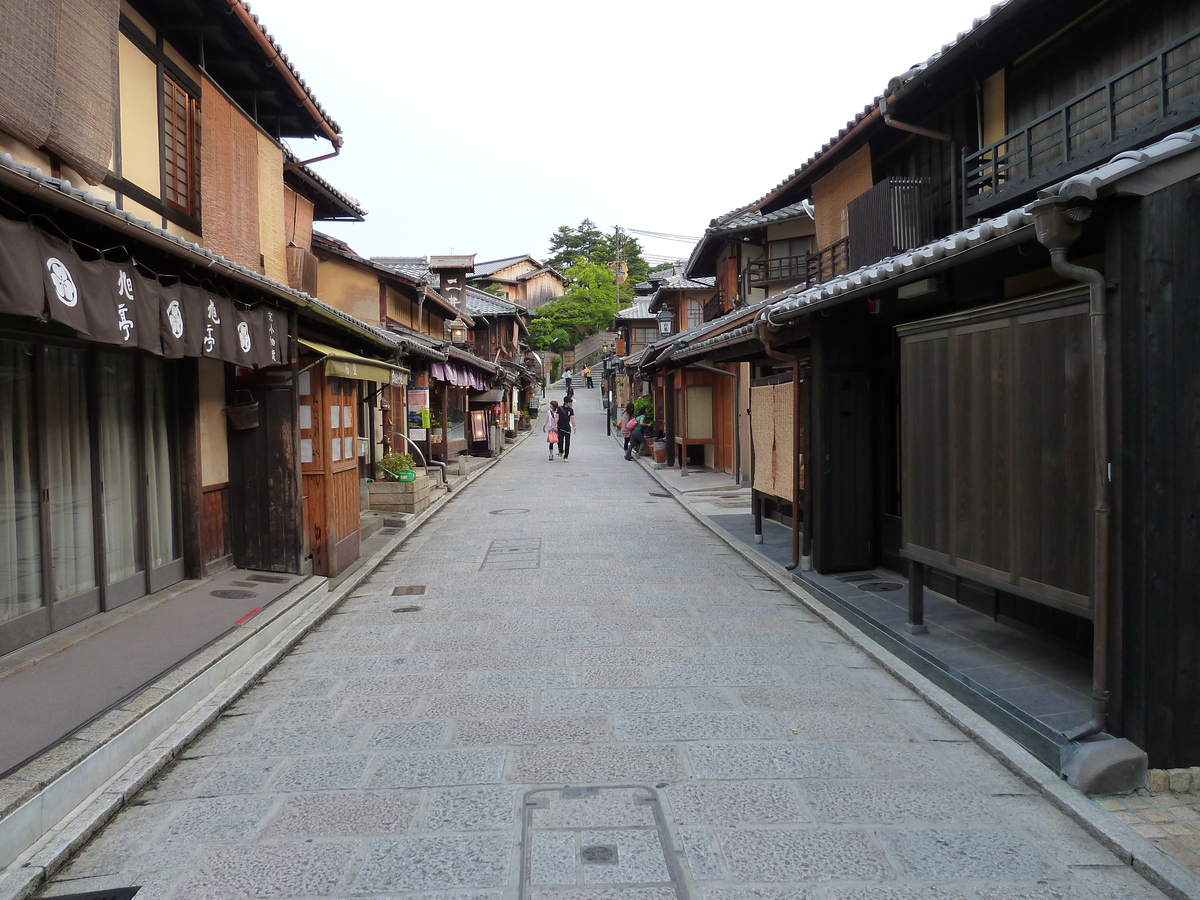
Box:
[30,389,1173,900]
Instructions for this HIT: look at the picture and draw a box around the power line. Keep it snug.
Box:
[624,227,702,243]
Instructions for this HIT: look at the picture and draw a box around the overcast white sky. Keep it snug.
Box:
[245,0,998,266]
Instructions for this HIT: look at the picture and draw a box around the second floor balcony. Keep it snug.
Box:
[747,239,850,294]
[963,25,1200,218]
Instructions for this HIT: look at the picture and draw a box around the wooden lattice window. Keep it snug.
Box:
[162,75,199,216]
[686,298,703,329]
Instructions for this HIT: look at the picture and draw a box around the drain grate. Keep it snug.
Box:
[246,574,289,584]
[392,606,422,613]
[393,585,426,596]
[44,889,141,900]
[648,491,670,498]
[581,844,618,864]
[489,508,530,515]
[837,573,879,583]
[231,580,258,587]
[481,538,542,571]
[211,589,258,600]
[519,785,688,899]
[859,581,904,592]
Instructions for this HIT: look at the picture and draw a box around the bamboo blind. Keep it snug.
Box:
[257,132,286,282]
[0,0,118,185]
[201,76,260,269]
[751,382,799,500]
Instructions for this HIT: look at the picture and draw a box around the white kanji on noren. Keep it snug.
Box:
[206,298,221,323]
[116,269,134,300]
[116,303,134,341]
[46,258,79,307]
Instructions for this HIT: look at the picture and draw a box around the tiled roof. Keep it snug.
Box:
[472,255,532,276]
[615,297,654,320]
[705,199,814,235]
[768,206,1034,323]
[373,257,431,282]
[721,1,1020,219]
[239,0,341,136]
[1042,125,1200,201]
[464,287,526,316]
[769,122,1200,324]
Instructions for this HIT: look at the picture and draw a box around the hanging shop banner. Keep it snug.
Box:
[0,216,291,368]
[34,227,93,336]
[0,216,46,320]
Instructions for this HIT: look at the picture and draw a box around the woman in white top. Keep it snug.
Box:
[542,400,560,460]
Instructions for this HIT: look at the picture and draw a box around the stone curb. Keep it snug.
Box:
[629,442,1200,900]
[0,442,518,900]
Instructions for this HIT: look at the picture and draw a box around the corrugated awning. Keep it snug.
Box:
[299,338,407,384]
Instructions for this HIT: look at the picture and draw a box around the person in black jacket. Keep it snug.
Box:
[556,397,576,461]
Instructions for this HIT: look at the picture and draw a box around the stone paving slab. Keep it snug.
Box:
[23,396,1188,900]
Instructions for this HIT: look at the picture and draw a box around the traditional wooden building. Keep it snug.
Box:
[0,0,405,648]
[660,0,1200,776]
[466,255,566,311]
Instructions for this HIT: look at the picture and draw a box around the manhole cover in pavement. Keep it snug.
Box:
[519,785,688,898]
[211,589,258,600]
[246,574,290,584]
[859,581,904,592]
[393,585,426,595]
[581,844,618,864]
[489,508,530,515]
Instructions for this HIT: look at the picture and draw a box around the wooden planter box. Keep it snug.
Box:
[367,475,439,515]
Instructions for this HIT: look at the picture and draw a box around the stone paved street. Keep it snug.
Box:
[39,390,1171,899]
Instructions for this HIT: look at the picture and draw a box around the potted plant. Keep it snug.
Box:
[378,451,416,482]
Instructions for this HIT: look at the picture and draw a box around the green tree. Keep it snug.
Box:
[544,219,606,273]
[527,316,571,352]
[544,220,648,304]
[528,260,619,348]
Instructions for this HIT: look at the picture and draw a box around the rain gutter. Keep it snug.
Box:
[1027,194,1112,742]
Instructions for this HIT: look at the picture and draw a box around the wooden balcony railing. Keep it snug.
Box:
[748,254,810,287]
[746,240,849,294]
[964,25,1200,216]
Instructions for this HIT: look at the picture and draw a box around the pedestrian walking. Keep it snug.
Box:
[563,367,573,390]
[556,396,576,461]
[543,399,560,460]
[619,402,635,457]
[583,365,593,389]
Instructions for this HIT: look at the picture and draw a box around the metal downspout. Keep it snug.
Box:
[1029,196,1111,741]
[756,312,802,571]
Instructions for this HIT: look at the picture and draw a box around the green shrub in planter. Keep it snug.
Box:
[378,451,416,481]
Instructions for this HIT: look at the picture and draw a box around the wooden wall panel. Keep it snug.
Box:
[902,334,952,560]
[899,296,1090,609]
[1016,310,1091,600]
[951,322,1012,580]
[201,483,230,567]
